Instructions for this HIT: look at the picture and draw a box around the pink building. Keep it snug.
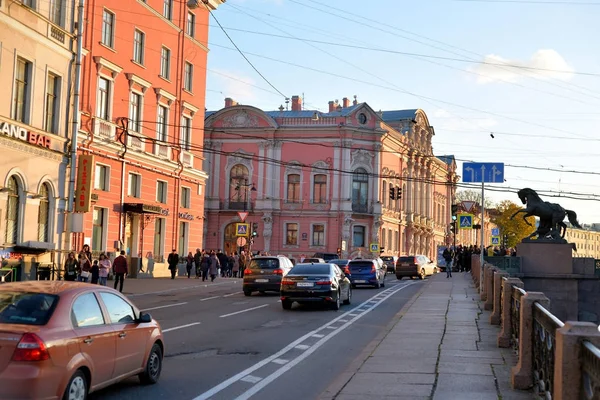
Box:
[203,96,458,261]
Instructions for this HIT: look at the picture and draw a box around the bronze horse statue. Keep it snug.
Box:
[510,188,582,241]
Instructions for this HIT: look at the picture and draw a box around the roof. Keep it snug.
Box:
[380,109,418,122]
[206,103,367,119]
[0,281,103,295]
[436,155,455,165]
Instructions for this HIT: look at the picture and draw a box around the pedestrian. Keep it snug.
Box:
[98,253,111,286]
[232,252,240,278]
[90,260,99,284]
[194,248,202,278]
[239,250,247,278]
[209,251,220,282]
[442,248,452,279]
[77,252,92,282]
[112,250,128,292]
[63,252,77,281]
[200,252,210,281]
[186,251,194,278]
[167,249,179,279]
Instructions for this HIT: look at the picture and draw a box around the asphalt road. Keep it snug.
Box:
[90,275,423,400]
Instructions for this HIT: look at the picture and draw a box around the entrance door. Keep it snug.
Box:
[224,223,243,255]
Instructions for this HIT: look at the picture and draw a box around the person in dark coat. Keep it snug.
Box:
[90,260,100,284]
[194,249,202,278]
[167,249,179,279]
[112,251,128,292]
[63,252,78,281]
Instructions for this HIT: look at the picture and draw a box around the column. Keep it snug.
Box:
[265,140,274,198]
[406,157,414,214]
[342,139,353,207]
[332,141,341,210]
[372,143,382,209]
[257,141,267,200]
[211,142,222,199]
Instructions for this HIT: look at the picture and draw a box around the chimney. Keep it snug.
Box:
[336,104,342,112]
[225,97,237,108]
[328,101,336,113]
[342,97,350,108]
[291,95,302,111]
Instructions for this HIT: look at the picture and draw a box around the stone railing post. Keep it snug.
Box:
[484,266,498,310]
[490,270,509,324]
[553,322,600,400]
[511,292,550,390]
[498,278,524,348]
[480,264,490,301]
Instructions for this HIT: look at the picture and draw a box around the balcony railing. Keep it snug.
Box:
[94,118,116,140]
[220,201,255,211]
[180,151,193,167]
[130,136,143,150]
[154,142,170,158]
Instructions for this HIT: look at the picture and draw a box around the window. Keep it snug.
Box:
[71,293,105,328]
[50,0,63,26]
[178,221,188,256]
[22,0,35,9]
[129,92,141,132]
[94,164,109,191]
[181,187,190,208]
[160,47,170,79]
[99,293,135,324]
[388,230,392,251]
[5,176,20,244]
[156,181,167,203]
[97,77,110,120]
[381,228,386,249]
[153,218,165,260]
[184,62,193,92]
[163,0,172,20]
[229,165,249,204]
[157,105,167,141]
[287,174,300,203]
[352,168,369,212]
[187,12,195,37]
[133,29,145,65]
[44,73,59,133]
[101,10,115,48]
[312,224,325,246]
[128,173,140,197]
[353,226,365,247]
[92,208,106,251]
[37,183,50,242]
[13,58,31,123]
[0,292,58,326]
[180,116,191,150]
[313,174,327,204]
[286,223,298,245]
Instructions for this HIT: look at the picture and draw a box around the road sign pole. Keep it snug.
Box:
[480,181,485,292]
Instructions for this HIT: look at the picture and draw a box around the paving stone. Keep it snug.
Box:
[437,361,494,375]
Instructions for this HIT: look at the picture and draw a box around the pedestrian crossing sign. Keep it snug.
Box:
[236,223,250,237]
[458,214,473,230]
[491,236,500,245]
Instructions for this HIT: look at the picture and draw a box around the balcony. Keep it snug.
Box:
[129,135,144,151]
[154,142,171,159]
[352,203,371,214]
[94,118,116,140]
[219,201,255,211]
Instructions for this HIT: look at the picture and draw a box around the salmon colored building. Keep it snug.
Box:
[74,0,224,276]
[203,96,458,262]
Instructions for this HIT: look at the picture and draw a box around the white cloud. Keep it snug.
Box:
[209,69,258,103]
[469,49,574,84]
[431,109,497,132]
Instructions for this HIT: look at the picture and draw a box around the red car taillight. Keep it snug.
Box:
[273,268,284,275]
[244,268,253,275]
[343,266,350,275]
[371,265,376,273]
[12,333,50,362]
[316,280,332,285]
[281,279,295,286]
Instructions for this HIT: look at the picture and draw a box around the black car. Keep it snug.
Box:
[280,263,351,310]
[243,256,294,296]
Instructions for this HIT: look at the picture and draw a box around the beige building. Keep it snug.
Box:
[0,1,74,278]
[564,227,600,259]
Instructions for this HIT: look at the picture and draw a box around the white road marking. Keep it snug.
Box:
[220,304,269,318]
[271,359,288,365]
[141,302,187,312]
[240,375,262,384]
[312,334,325,338]
[337,319,349,323]
[295,345,310,350]
[200,296,220,302]
[192,281,417,400]
[326,326,337,330]
[223,292,241,297]
[162,322,201,333]
[129,281,237,297]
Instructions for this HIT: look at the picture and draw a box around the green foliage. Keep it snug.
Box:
[491,200,536,247]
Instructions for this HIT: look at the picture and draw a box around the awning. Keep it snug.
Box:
[122,203,164,215]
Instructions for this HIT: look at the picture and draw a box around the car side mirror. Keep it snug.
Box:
[138,312,152,323]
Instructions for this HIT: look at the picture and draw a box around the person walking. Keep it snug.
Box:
[200,251,210,281]
[167,249,179,279]
[232,252,240,278]
[194,248,202,278]
[112,250,128,293]
[209,251,220,282]
[63,252,78,281]
[186,252,194,279]
[98,253,111,286]
[443,247,452,279]
[77,252,92,282]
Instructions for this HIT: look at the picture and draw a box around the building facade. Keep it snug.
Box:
[74,0,224,276]
[0,0,75,278]
[203,96,458,262]
[453,207,498,249]
[564,226,600,259]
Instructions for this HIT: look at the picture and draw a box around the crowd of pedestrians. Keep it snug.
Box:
[62,244,129,292]
[177,248,253,282]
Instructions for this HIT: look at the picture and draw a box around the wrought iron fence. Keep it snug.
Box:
[532,302,564,399]
[581,340,600,400]
[511,286,526,357]
[484,256,522,274]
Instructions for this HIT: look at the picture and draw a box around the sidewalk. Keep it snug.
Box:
[320,273,535,400]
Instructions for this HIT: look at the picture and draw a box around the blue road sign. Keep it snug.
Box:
[462,162,505,183]
[491,236,500,245]
[458,214,473,229]
[491,228,500,236]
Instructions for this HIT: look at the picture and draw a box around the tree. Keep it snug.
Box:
[455,190,495,209]
[491,200,536,248]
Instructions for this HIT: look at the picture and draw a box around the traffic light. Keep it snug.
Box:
[397,187,402,199]
[252,223,258,237]
[450,222,456,234]
[389,187,396,200]
[451,204,458,221]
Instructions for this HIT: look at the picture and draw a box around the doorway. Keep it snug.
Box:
[224,223,245,255]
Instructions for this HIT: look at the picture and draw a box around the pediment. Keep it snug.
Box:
[206,106,278,129]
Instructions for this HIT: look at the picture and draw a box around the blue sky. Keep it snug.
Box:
[204,0,600,224]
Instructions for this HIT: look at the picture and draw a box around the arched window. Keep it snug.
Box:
[229,164,249,203]
[38,183,50,242]
[352,168,368,213]
[5,176,20,244]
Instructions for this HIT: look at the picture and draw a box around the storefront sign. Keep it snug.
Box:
[179,212,194,221]
[0,122,52,148]
[75,155,94,212]
[142,204,162,214]
[161,208,170,216]
[0,251,23,260]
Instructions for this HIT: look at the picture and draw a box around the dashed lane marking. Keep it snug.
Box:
[200,296,220,302]
[129,280,238,297]
[240,375,262,384]
[295,345,310,350]
[271,359,289,365]
[162,322,201,333]
[219,304,269,318]
[223,292,242,297]
[141,302,187,312]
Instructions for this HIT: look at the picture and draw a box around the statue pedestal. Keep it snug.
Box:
[517,242,573,274]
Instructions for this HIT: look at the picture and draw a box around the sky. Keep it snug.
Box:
[204,0,600,224]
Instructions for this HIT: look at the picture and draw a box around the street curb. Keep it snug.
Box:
[316,278,433,400]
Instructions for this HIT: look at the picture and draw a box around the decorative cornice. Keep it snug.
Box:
[93,56,123,78]
[182,101,199,116]
[154,88,176,106]
[126,73,152,92]
[0,136,64,162]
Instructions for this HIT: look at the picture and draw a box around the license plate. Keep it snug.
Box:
[296,282,314,287]
[255,279,268,283]
[354,280,367,283]
[401,263,409,267]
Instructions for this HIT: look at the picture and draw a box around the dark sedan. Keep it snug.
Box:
[280,263,351,310]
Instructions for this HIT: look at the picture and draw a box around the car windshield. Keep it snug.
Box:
[249,258,280,269]
[329,259,348,266]
[0,292,59,326]
[349,261,373,269]
[290,264,331,275]
[381,256,394,261]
